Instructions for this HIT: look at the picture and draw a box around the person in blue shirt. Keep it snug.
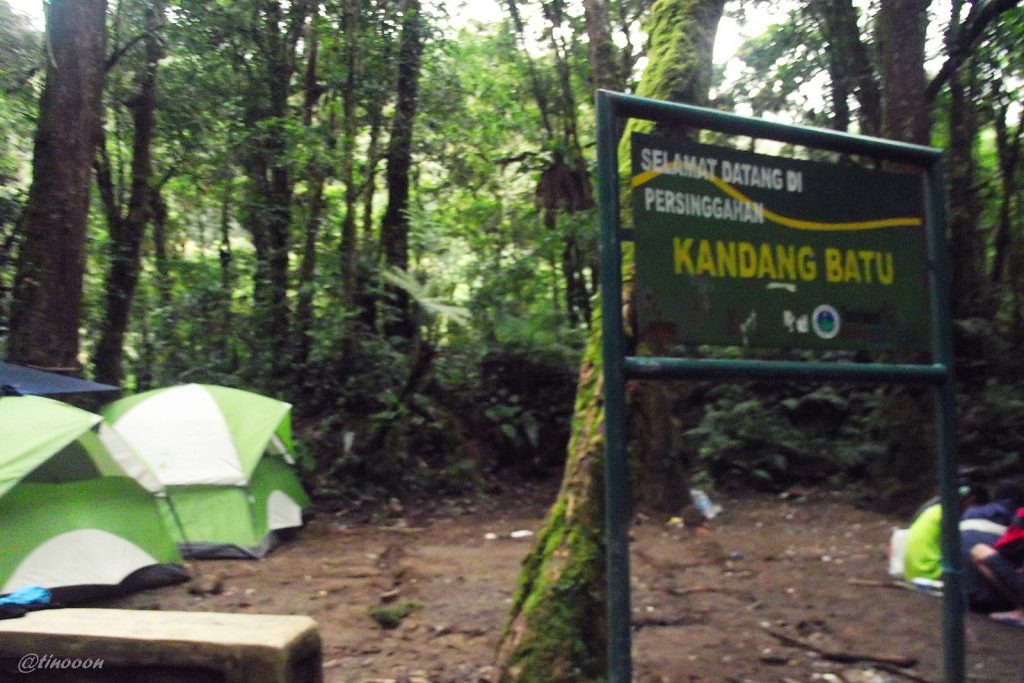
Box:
[960,482,1024,614]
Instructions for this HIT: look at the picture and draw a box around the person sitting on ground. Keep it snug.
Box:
[903,482,988,582]
[960,481,1024,614]
[971,506,1024,624]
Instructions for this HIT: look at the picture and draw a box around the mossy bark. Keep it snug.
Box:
[495,319,608,682]
[495,1,725,680]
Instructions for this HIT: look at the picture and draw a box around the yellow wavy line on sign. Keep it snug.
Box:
[631,167,922,231]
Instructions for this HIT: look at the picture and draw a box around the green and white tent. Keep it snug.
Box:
[100,383,311,559]
[0,395,187,602]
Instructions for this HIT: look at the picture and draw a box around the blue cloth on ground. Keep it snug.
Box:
[0,585,51,606]
[0,586,52,619]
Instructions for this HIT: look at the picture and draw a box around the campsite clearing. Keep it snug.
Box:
[99,482,1024,683]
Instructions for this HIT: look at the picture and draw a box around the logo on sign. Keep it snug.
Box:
[812,305,840,339]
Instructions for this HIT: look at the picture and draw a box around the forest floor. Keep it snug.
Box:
[100,480,1024,683]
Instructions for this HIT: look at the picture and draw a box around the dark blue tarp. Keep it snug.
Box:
[0,361,118,396]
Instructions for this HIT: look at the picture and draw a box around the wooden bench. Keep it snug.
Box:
[0,608,322,682]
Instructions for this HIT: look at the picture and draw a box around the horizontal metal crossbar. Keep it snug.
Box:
[623,356,949,384]
[604,91,942,165]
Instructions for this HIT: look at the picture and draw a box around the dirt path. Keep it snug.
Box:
[102,485,1024,682]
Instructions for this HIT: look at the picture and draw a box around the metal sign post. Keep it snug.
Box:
[595,90,961,683]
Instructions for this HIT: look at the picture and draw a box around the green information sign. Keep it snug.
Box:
[631,132,930,351]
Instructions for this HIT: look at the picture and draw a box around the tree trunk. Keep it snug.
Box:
[294,22,332,375]
[7,0,107,371]
[583,0,623,93]
[217,182,237,368]
[807,0,881,135]
[505,0,555,141]
[356,99,385,330]
[379,0,424,340]
[873,0,936,506]
[495,2,725,680]
[946,59,985,317]
[495,326,608,682]
[239,0,307,383]
[93,0,163,386]
[990,97,1022,286]
[151,184,172,312]
[339,0,362,309]
[876,0,931,146]
[0,216,19,340]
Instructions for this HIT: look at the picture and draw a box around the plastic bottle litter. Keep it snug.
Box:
[689,488,723,520]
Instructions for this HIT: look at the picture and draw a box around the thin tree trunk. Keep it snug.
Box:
[340,0,362,308]
[807,0,881,135]
[151,184,171,312]
[379,0,424,341]
[989,87,1022,285]
[294,22,332,375]
[583,0,622,93]
[8,0,107,371]
[946,60,984,316]
[540,0,583,153]
[239,0,308,382]
[540,0,595,329]
[356,102,384,330]
[217,182,237,368]
[505,0,554,141]
[0,214,20,339]
[94,0,163,386]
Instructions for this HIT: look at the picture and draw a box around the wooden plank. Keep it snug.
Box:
[0,609,322,683]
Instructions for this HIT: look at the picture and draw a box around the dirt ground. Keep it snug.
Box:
[101,482,1024,683]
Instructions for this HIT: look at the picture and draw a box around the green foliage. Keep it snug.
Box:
[6,0,1023,515]
[730,8,828,121]
[686,384,884,490]
[960,380,1024,475]
[479,343,580,474]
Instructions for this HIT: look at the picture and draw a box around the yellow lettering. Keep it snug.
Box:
[844,250,862,283]
[775,245,796,281]
[878,252,894,285]
[757,243,777,279]
[858,250,875,284]
[798,246,817,281]
[825,248,843,282]
[696,240,716,275]
[716,241,737,278]
[739,242,757,278]
[674,237,694,275]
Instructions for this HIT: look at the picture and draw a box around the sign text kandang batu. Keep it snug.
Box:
[637,147,895,287]
[631,131,929,351]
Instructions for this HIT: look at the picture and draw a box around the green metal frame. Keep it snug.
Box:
[595,90,962,683]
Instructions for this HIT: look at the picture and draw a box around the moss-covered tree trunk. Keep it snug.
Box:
[495,1,725,680]
[495,324,608,682]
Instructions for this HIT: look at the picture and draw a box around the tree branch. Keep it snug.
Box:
[762,626,919,669]
[93,130,123,242]
[105,29,162,73]
[926,0,1022,101]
